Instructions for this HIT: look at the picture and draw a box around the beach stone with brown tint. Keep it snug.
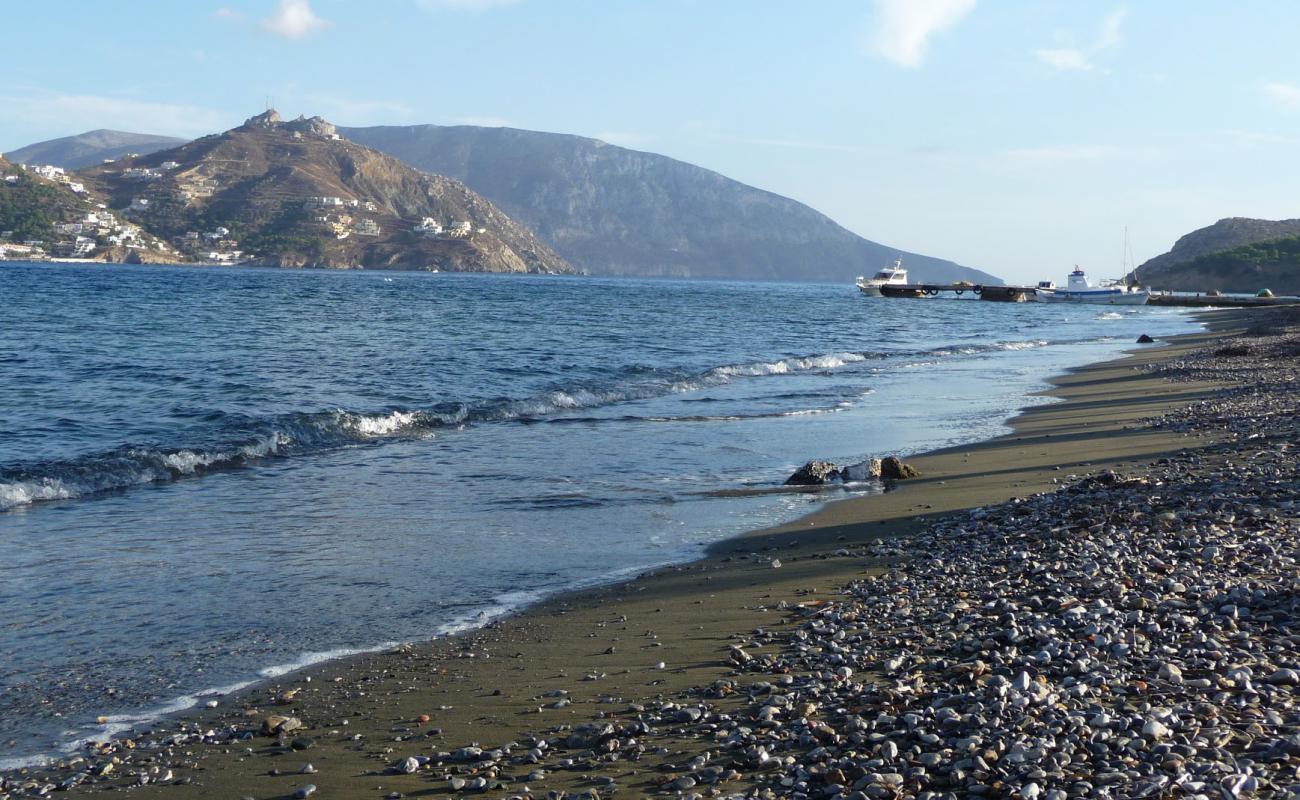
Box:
[878,456,919,479]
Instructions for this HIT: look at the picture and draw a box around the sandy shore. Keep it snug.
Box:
[1,312,1251,799]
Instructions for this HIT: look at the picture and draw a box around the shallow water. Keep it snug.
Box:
[0,263,1200,766]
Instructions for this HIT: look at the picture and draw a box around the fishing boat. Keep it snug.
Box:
[1036,267,1149,305]
[856,258,913,297]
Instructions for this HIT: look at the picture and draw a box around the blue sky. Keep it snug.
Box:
[4,1,1300,283]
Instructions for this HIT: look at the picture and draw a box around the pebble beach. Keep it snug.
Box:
[4,307,1298,800]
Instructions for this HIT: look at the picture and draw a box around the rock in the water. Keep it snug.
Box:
[878,456,920,480]
[1137,334,1156,343]
[785,460,840,485]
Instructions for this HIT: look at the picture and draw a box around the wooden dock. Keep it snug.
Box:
[880,284,1040,301]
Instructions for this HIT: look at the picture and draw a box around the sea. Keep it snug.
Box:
[0,262,1201,768]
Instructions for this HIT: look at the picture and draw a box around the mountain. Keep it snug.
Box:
[75,112,572,273]
[5,130,187,170]
[340,124,999,285]
[1134,217,1300,295]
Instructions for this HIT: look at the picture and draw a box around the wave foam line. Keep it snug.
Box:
[0,342,1048,512]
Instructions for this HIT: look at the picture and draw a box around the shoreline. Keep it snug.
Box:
[0,311,1246,797]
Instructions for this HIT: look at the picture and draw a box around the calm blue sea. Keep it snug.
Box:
[0,262,1200,767]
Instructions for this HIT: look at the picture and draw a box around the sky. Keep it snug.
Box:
[4,0,1300,284]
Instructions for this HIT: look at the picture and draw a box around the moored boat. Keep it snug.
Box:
[1037,267,1149,305]
[856,258,912,297]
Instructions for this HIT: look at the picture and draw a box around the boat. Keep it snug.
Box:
[856,258,918,297]
[1036,267,1149,305]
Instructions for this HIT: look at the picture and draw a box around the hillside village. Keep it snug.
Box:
[0,111,551,272]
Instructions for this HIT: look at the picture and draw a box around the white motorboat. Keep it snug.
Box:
[1036,267,1149,305]
[856,258,911,296]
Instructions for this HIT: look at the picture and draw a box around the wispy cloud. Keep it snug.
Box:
[211,7,245,23]
[261,0,330,38]
[0,92,228,139]
[1098,8,1127,49]
[1033,6,1126,72]
[867,0,977,68]
[1228,128,1300,147]
[728,135,873,154]
[416,0,523,10]
[1264,82,1300,112]
[1033,48,1092,71]
[301,94,414,123]
[1000,144,1136,164]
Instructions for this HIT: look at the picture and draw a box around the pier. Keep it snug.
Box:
[879,283,1042,302]
[875,284,1300,307]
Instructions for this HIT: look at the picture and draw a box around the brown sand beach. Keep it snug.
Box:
[7,307,1297,800]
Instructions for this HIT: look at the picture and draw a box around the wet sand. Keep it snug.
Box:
[2,314,1245,799]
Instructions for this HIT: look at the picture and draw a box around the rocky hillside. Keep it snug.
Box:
[1134,217,1300,295]
[76,112,572,273]
[5,130,187,170]
[341,124,999,285]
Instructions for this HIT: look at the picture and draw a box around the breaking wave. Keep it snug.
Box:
[0,341,1051,511]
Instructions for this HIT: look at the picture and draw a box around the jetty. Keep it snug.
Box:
[878,283,1046,302]
[874,283,1300,307]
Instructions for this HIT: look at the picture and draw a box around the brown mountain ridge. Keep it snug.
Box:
[75,111,573,273]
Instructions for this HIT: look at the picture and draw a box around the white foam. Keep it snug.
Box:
[711,351,867,378]
[347,410,420,437]
[258,641,401,679]
[0,477,75,511]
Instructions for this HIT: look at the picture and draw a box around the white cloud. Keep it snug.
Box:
[1033,48,1092,71]
[1098,8,1127,50]
[211,7,245,23]
[1034,7,1126,72]
[1000,144,1135,164]
[1228,129,1300,146]
[1264,82,1300,112]
[417,0,523,10]
[300,94,415,123]
[0,92,228,139]
[261,0,330,38]
[868,0,977,68]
